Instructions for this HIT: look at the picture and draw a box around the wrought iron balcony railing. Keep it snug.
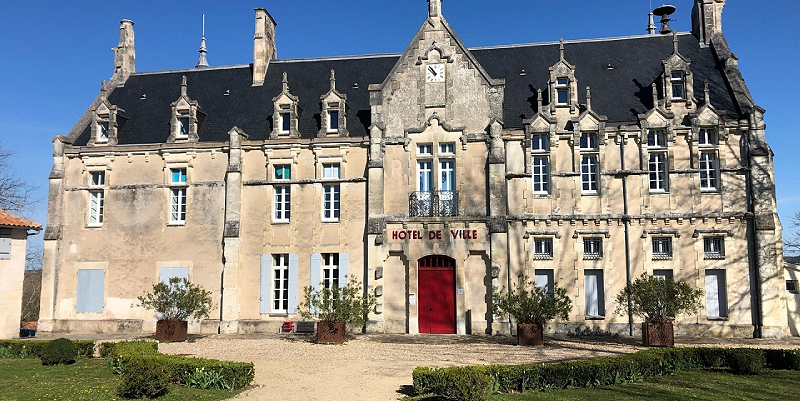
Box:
[409,191,459,217]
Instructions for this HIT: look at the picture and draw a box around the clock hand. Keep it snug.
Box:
[428,66,437,76]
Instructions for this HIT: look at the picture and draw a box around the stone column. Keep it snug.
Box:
[220,128,247,334]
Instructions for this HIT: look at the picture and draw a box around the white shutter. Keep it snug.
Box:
[0,229,11,260]
[705,270,725,317]
[287,254,299,313]
[310,253,322,292]
[338,253,349,285]
[260,255,271,314]
[160,267,189,285]
[585,271,599,316]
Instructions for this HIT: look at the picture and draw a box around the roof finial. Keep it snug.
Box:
[704,80,710,105]
[282,71,289,93]
[647,12,657,35]
[330,69,336,91]
[196,13,209,68]
[428,0,442,18]
[585,86,592,110]
[651,82,659,107]
[559,38,565,60]
[181,75,187,96]
[100,80,107,100]
[536,89,543,110]
[672,31,679,54]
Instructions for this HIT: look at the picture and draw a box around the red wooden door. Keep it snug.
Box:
[418,256,456,334]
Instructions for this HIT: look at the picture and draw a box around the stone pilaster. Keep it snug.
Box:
[220,127,247,334]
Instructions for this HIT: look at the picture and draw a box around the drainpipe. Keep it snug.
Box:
[743,116,763,338]
[620,132,634,336]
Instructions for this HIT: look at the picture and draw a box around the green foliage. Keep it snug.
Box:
[412,347,799,398]
[727,349,765,375]
[297,276,377,327]
[41,338,77,366]
[437,367,493,401]
[117,356,171,399]
[614,273,704,323]
[0,340,95,358]
[136,277,214,321]
[182,367,232,390]
[0,347,13,359]
[107,341,160,375]
[492,276,572,325]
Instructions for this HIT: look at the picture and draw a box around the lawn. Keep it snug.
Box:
[410,369,800,401]
[0,358,241,401]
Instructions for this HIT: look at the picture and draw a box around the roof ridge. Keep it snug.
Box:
[468,32,692,51]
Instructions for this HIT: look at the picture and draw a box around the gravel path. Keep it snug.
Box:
[159,334,643,401]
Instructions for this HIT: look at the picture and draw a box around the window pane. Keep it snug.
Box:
[531,134,549,152]
[328,111,339,131]
[439,143,455,154]
[418,161,432,191]
[532,157,549,193]
[440,160,454,191]
[323,163,340,179]
[534,269,554,294]
[584,270,604,316]
[171,168,186,183]
[275,165,291,180]
[557,89,569,104]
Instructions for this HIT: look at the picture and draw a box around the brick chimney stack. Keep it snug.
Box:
[252,8,277,86]
[111,19,135,84]
[692,0,726,45]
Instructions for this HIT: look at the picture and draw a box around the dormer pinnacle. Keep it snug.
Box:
[704,80,711,105]
[536,89,543,110]
[100,80,107,100]
[181,75,187,96]
[196,13,209,68]
[652,82,659,107]
[672,31,679,54]
[428,0,442,18]
[559,38,565,60]
[282,71,289,93]
[330,69,336,91]
[585,86,592,111]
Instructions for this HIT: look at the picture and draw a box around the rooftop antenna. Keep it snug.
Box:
[653,4,676,34]
[195,13,209,68]
[647,0,657,34]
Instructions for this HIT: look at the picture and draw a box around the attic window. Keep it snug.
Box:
[279,111,291,133]
[98,121,110,143]
[327,108,340,133]
[647,130,667,148]
[698,128,718,146]
[671,71,686,100]
[176,114,189,139]
[556,77,569,105]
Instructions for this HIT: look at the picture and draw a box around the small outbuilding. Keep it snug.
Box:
[0,209,41,339]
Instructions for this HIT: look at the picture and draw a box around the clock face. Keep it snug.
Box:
[426,64,445,83]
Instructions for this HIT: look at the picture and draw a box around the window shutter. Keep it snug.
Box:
[705,271,719,317]
[160,267,189,285]
[584,272,598,316]
[338,253,349,285]
[260,255,270,314]
[76,270,91,312]
[288,254,299,313]
[310,253,322,292]
[77,269,104,313]
[0,230,11,260]
[534,269,554,294]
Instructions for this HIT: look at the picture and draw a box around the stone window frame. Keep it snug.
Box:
[165,163,189,226]
[578,132,601,195]
[523,230,562,261]
[548,39,578,113]
[662,33,695,109]
[271,72,301,139]
[271,254,290,313]
[704,269,728,319]
[651,237,673,260]
[270,159,293,224]
[320,160,342,223]
[646,128,671,193]
[638,118,675,195]
[698,150,720,192]
[413,140,456,193]
[89,82,125,147]
[168,75,202,143]
[319,70,349,137]
[86,169,106,228]
[321,253,340,290]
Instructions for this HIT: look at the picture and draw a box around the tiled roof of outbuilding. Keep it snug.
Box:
[73,33,738,146]
[0,209,42,230]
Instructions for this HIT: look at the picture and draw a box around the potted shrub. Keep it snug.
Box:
[297,276,377,344]
[136,277,213,342]
[492,276,572,346]
[614,273,704,347]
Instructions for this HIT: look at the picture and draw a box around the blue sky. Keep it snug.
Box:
[0,0,797,250]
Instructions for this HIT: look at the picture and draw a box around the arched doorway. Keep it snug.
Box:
[418,255,456,334]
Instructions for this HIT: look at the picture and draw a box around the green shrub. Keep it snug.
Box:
[764,349,800,370]
[436,367,492,401]
[0,340,95,358]
[117,357,170,399]
[106,341,162,375]
[412,366,439,395]
[726,348,764,375]
[41,338,77,366]
[0,347,13,359]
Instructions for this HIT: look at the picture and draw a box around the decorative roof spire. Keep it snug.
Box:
[428,0,442,18]
[181,75,187,96]
[559,38,565,60]
[672,31,679,54]
[585,86,592,110]
[100,80,107,100]
[330,69,336,91]
[704,80,711,105]
[282,71,289,93]
[536,89,543,110]
[651,82,659,107]
[196,13,209,68]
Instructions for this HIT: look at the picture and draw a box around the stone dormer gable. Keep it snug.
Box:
[662,32,695,109]
[168,75,203,143]
[523,88,558,151]
[318,70,348,137]
[689,81,727,143]
[548,39,578,113]
[573,87,608,135]
[89,81,126,146]
[271,72,300,139]
[638,92,676,146]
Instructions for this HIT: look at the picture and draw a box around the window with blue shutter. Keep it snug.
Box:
[76,269,104,313]
[338,253,349,285]
[260,255,270,314]
[310,253,322,292]
[159,267,190,285]
[288,254,299,313]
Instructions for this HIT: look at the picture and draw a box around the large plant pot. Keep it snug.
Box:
[316,320,346,344]
[155,319,188,342]
[517,323,544,346]
[642,321,674,347]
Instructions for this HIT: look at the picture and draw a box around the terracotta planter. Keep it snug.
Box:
[155,319,188,342]
[316,320,346,344]
[516,323,544,346]
[642,321,674,347]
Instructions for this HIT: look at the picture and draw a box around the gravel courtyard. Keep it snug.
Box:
[160,334,644,401]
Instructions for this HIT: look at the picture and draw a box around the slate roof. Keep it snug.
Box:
[73,33,738,146]
[0,209,42,230]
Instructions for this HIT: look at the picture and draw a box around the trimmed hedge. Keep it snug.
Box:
[0,340,95,358]
[41,338,77,366]
[413,348,800,398]
[117,356,171,399]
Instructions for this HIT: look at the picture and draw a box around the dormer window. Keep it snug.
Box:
[531,134,550,152]
[176,114,189,139]
[647,130,667,148]
[98,121,110,143]
[671,71,686,100]
[169,75,202,143]
[319,70,348,137]
[327,108,339,132]
[579,133,598,150]
[698,128,718,146]
[279,106,291,133]
[556,77,569,105]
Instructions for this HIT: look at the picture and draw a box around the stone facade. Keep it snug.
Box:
[39,1,792,338]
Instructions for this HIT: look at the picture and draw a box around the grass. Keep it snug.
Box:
[409,369,800,401]
[0,358,242,401]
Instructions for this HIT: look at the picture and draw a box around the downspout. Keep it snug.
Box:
[620,132,634,336]
[743,116,763,338]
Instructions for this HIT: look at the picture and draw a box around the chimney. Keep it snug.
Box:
[692,0,726,45]
[252,8,277,86]
[112,19,135,84]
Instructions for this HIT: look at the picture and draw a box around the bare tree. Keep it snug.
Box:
[786,211,800,257]
[25,242,43,271]
[0,140,37,214]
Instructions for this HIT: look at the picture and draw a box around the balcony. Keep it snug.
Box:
[409,191,459,217]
